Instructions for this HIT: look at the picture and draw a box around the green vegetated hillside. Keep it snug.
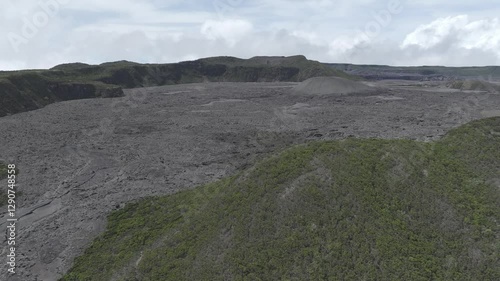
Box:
[0,73,123,117]
[0,56,354,117]
[48,55,355,88]
[63,118,500,281]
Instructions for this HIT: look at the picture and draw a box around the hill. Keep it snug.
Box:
[0,56,354,117]
[292,76,377,96]
[62,117,500,281]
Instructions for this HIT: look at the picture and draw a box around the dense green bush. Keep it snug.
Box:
[63,118,500,281]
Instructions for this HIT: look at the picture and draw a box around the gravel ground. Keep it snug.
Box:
[293,76,376,95]
[0,81,499,280]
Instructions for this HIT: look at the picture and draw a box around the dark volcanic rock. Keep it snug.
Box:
[1,81,500,280]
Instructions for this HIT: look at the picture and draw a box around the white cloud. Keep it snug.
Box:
[397,15,500,64]
[200,19,253,46]
[401,15,500,51]
[2,1,500,69]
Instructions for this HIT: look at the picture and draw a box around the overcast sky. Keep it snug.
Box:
[2,0,500,70]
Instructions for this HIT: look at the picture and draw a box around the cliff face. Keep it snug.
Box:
[0,55,356,116]
[67,56,353,87]
[0,74,122,117]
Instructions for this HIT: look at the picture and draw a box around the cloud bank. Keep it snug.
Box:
[1,0,500,70]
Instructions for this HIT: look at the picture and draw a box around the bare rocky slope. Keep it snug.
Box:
[292,76,377,96]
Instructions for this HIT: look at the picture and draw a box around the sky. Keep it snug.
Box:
[2,0,500,70]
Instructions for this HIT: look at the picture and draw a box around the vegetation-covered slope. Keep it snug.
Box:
[63,117,499,281]
[47,55,355,88]
[0,73,123,117]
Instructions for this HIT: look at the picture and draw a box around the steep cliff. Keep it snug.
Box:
[0,73,123,117]
[0,55,355,116]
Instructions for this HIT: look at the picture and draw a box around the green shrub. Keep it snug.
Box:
[62,118,500,281]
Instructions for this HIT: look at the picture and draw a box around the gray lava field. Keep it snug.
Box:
[1,80,500,280]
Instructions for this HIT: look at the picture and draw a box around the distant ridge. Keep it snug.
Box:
[49,55,357,87]
[0,56,356,117]
[325,63,500,81]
